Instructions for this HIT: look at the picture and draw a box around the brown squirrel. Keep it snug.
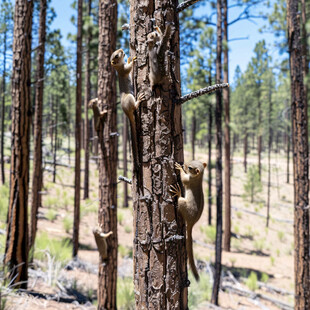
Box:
[110,49,145,169]
[88,98,107,132]
[147,24,174,90]
[170,160,207,281]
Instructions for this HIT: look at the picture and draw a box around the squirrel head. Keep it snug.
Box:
[184,160,207,178]
[147,31,161,47]
[110,49,125,67]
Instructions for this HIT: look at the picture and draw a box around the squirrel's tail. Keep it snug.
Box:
[186,226,200,281]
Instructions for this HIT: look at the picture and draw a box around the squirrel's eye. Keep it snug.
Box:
[188,167,193,171]
[115,55,119,59]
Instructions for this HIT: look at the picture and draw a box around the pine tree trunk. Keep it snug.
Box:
[223,0,230,252]
[208,102,212,226]
[191,112,196,160]
[83,0,92,200]
[266,82,272,228]
[53,99,58,183]
[1,17,7,185]
[243,131,247,173]
[123,115,128,208]
[73,0,83,258]
[4,0,33,289]
[257,99,262,179]
[96,0,118,307]
[29,0,46,254]
[68,86,71,165]
[130,0,187,308]
[211,0,223,304]
[287,0,310,307]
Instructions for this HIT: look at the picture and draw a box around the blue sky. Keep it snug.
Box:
[50,0,282,83]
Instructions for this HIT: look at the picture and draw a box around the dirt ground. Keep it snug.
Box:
[1,147,295,309]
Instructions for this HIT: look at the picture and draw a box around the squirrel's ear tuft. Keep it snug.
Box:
[203,163,207,168]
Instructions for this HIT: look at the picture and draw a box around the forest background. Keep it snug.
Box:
[0,0,309,309]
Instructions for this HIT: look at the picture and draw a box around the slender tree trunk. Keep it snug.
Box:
[123,115,128,208]
[208,102,212,226]
[286,100,290,184]
[73,0,83,258]
[68,84,71,165]
[266,82,272,228]
[53,99,58,183]
[191,112,196,160]
[223,0,230,252]
[257,98,262,179]
[211,0,223,305]
[83,0,92,200]
[1,18,7,185]
[4,0,33,289]
[96,0,118,307]
[183,119,187,145]
[29,0,47,254]
[287,0,310,308]
[243,131,247,173]
[130,0,187,308]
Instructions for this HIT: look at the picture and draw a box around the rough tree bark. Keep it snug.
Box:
[4,0,33,289]
[223,0,231,252]
[96,0,118,308]
[243,131,247,173]
[83,0,92,200]
[129,0,187,308]
[211,0,223,305]
[287,0,310,308]
[29,0,47,254]
[73,0,83,258]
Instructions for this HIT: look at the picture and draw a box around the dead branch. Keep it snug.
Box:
[177,83,229,104]
[257,281,294,296]
[177,0,201,13]
[222,284,293,310]
[118,175,132,184]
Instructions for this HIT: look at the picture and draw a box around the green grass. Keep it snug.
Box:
[246,271,258,291]
[124,225,132,234]
[261,272,269,283]
[34,232,72,265]
[117,277,135,310]
[46,209,57,222]
[188,272,212,309]
[202,225,216,244]
[0,183,9,222]
[118,211,124,226]
[63,216,73,233]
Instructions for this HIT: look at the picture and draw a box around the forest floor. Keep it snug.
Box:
[0,146,295,309]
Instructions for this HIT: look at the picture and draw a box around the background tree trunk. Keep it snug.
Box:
[130,0,187,308]
[122,115,128,208]
[208,102,212,225]
[96,0,118,308]
[223,0,231,252]
[83,0,92,200]
[287,0,310,308]
[29,0,47,254]
[211,0,223,304]
[4,0,33,289]
[266,80,272,228]
[73,0,83,258]
[53,99,58,183]
[257,99,262,179]
[191,112,196,160]
[1,13,7,185]
[243,131,247,173]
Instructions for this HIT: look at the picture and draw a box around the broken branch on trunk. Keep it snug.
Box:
[118,175,132,185]
[177,0,201,12]
[177,83,229,104]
